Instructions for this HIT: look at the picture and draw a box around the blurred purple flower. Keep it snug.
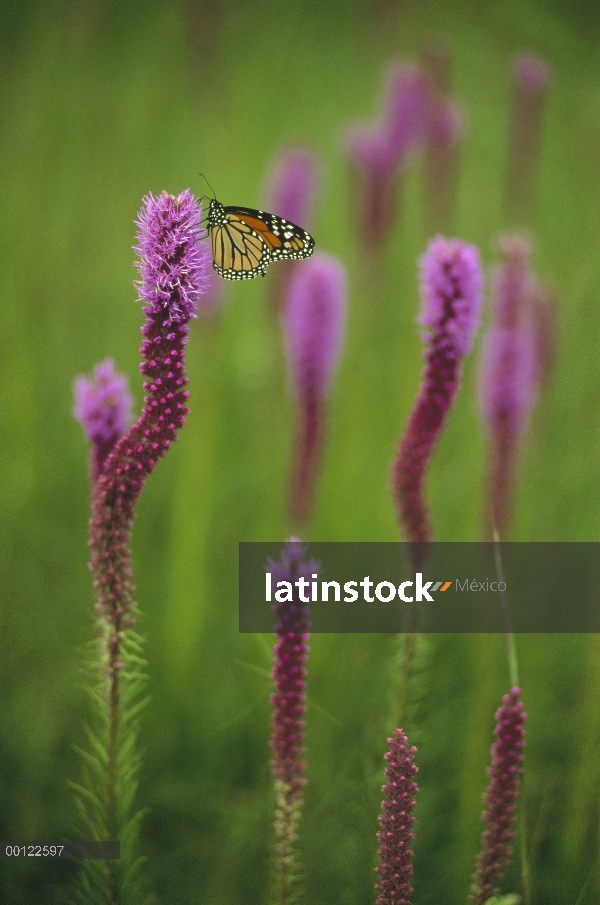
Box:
[263,146,320,315]
[265,147,319,232]
[74,358,133,481]
[374,728,419,905]
[89,190,209,638]
[513,53,551,94]
[479,235,538,539]
[267,539,318,904]
[382,64,429,164]
[470,687,527,905]
[283,253,347,525]
[422,91,465,235]
[391,237,483,545]
[505,52,552,223]
[344,63,428,245]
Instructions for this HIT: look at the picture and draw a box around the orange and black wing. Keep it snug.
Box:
[208,199,315,281]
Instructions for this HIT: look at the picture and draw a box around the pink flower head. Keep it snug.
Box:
[505,53,552,223]
[382,63,429,166]
[134,189,209,324]
[263,147,320,317]
[418,236,483,356]
[374,728,419,905]
[283,254,347,525]
[74,359,133,481]
[284,253,346,404]
[392,237,484,545]
[470,688,526,905]
[425,95,465,151]
[479,235,538,538]
[513,53,551,94]
[265,146,319,231]
[344,62,428,245]
[266,539,319,903]
[89,190,209,631]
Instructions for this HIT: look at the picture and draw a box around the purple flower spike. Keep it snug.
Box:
[391,237,483,544]
[264,146,320,315]
[423,92,465,235]
[89,191,209,635]
[470,688,527,905]
[374,728,419,905]
[345,124,398,245]
[513,54,551,94]
[505,53,551,223]
[344,63,428,246]
[382,64,429,165]
[265,147,319,232]
[74,359,133,481]
[283,253,347,526]
[479,235,538,539]
[134,189,209,324]
[266,539,318,904]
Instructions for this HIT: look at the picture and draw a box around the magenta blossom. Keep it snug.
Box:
[470,688,527,905]
[265,146,319,232]
[283,253,347,526]
[264,146,320,315]
[74,358,133,481]
[391,237,483,545]
[267,539,319,904]
[505,52,551,223]
[479,235,538,539]
[89,190,209,638]
[374,728,419,905]
[344,63,428,245]
[75,190,208,889]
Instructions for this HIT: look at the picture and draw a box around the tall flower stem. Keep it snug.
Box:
[391,237,483,546]
[470,688,527,905]
[283,255,346,528]
[391,237,483,722]
[74,190,208,904]
[374,729,419,905]
[479,235,538,541]
[504,54,551,225]
[267,541,318,904]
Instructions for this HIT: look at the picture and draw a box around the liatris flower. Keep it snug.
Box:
[470,687,527,905]
[479,235,538,539]
[422,91,465,236]
[75,191,208,903]
[264,147,320,315]
[391,237,483,546]
[345,64,428,246]
[90,190,208,631]
[74,358,133,481]
[504,53,551,224]
[265,147,319,231]
[267,539,319,904]
[374,728,419,905]
[418,40,466,235]
[283,253,347,526]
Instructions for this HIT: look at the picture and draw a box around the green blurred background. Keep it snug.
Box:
[1,0,600,902]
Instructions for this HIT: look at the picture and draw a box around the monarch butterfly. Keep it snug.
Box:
[207,199,315,280]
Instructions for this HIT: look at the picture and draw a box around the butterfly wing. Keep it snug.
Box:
[228,207,315,263]
[208,200,315,281]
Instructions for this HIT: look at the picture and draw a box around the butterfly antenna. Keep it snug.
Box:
[197,173,216,199]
